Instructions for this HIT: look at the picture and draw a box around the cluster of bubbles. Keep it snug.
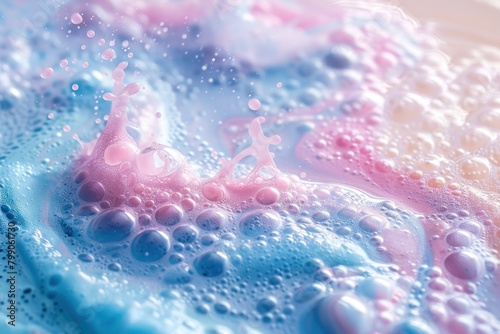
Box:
[59,162,433,333]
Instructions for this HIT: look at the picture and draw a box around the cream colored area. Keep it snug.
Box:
[369,0,500,256]
[377,48,500,187]
[389,0,500,186]
[399,0,500,56]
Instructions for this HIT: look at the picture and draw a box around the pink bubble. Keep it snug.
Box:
[87,30,95,38]
[248,98,261,111]
[181,198,196,211]
[70,13,83,25]
[40,67,54,79]
[255,187,280,205]
[202,183,225,201]
[444,251,483,280]
[104,142,138,166]
[127,196,141,207]
[102,48,116,61]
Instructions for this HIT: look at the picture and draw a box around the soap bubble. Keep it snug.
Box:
[131,230,170,262]
[136,145,184,177]
[193,251,229,277]
[88,209,136,243]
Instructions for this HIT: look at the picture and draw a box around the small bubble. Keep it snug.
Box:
[102,48,116,61]
[70,13,83,25]
[88,209,136,243]
[78,253,94,263]
[40,67,54,79]
[172,225,199,244]
[155,204,183,226]
[193,251,229,277]
[131,230,170,262]
[248,98,261,111]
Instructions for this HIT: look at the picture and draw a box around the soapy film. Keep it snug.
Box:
[0,0,499,333]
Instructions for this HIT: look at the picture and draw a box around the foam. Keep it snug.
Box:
[0,0,499,333]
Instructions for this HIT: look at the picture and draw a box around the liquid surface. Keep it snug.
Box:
[0,0,499,333]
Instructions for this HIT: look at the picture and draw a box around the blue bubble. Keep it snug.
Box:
[239,209,282,237]
[77,205,100,216]
[301,294,371,334]
[324,48,354,69]
[257,297,277,314]
[195,304,210,314]
[155,204,183,226]
[214,301,230,314]
[297,122,315,133]
[303,259,324,274]
[298,88,321,106]
[356,278,393,300]
[48,273,63,286]
[173,243,184,252]
[131,230,170,262]
[193,251,229,277]
[312,211,330,222]
[294,283,325,303]
[196,209,226,231]
[390,320,436,334]
[169,253,184,264]
[1,204,11,213]
[269,275,283,286]
[172,225,198,244]
[200,234,218,246]
[108,263,122,272]
[0,98,13,110]
[88,209,136,243]
[164,264,193,284]
[78,253,94,263]
[78,181,105,202]
[297,59,321,77]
